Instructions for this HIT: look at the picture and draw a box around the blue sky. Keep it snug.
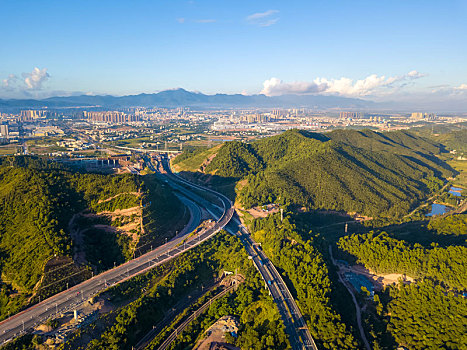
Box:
[1,0,466,104]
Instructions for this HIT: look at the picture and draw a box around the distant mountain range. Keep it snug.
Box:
[0,88,374,109]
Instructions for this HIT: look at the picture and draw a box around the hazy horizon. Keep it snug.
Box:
[1,0,467,109]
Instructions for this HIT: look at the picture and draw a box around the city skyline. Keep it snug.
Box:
[1,0,467,108]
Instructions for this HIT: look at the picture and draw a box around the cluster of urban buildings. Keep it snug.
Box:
[410,112,438,120]
[208,109,449,133]
[0,121,20,143]
[0,106,464,149]
[84,111,140,123]
[56,138,93,151]
[339,111,360,119]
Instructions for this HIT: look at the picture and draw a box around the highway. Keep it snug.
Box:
[159,155,317,350]
[0,153,316,350]
[0,156,233,346]
[224,217,318,350]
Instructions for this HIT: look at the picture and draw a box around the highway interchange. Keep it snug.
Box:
[0,153,316,350]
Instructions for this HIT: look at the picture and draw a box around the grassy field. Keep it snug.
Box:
[448,159,467,189]
[172,144,222,172]
[29,145,67,154]
[26,137,64,146]
[0,145,20,155]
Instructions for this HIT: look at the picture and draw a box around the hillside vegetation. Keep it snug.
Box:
[0,158,139,290]
[251,214,358,349]
[172,144,222,172]
[338,232,467,290]
[0,156,182,320]
[337,230,467,349]
[412,124,467,153]
[428,214,467,236]
[385,280,467,349]
[181,129,454,218]
[58,232,290,350]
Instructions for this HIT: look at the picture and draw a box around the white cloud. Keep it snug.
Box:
[246,10,279,27]
[407,70,427,79]
[247,10,278,21]
[261,71,427,97]
[177,17,185,24]
[2,74,18,89]
[317,75,389,97]
[444,83,467,96]
[261,77,328,96]
[22,67,50,90]
[430,83,467,96]
[1,67,51,98]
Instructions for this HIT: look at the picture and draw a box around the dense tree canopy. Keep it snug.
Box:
[387,280,467,349]
[0,162,141,293]
[0,156,182,322]
[185,129,454,218]
[428,214,467,236]
[251,214,358,349]
[338,232,467,290]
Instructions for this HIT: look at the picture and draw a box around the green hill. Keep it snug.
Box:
[172,144,222,172]
[0,156,183,319]
[338,231,467,290]
[184,129,454,218]
[0,161,140,292]
[412,124,467,153]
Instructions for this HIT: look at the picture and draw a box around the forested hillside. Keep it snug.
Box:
[412,124,467,153]
[181,129,454,218]
[338,232,467,289]
[337,231,467,349]
[0,160,140,291]
[0,156,181,321]
[170,128,465,349]
[386,280,467,349]
[432,129,467,152]
[251,213,358,349]
[428,214,467,236]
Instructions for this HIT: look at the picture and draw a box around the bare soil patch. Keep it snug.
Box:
[244,204,279,219]
[345,264,414,290]
[194,316,240,350]
[69,203,142,264]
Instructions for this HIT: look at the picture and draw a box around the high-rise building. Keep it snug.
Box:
[85,111,140,123]
[0,124,8,137]
[20,110,47,121]
[272,109,281,117]
[410,112,437,120]
[339,111,360,119]
[410,112,424,119]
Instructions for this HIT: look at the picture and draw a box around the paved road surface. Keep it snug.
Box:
[1,153,317,350]
[0,158,232,346]
[161,155,318,350]
[225,217,318,350]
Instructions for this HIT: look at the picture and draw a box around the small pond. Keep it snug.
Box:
[344,271,374,296]
[426,203,448,217]
[449,186,463,197]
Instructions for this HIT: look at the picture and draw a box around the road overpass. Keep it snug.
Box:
[0,159,232,346]
[1,153,317,350]
[160,156,317,350]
